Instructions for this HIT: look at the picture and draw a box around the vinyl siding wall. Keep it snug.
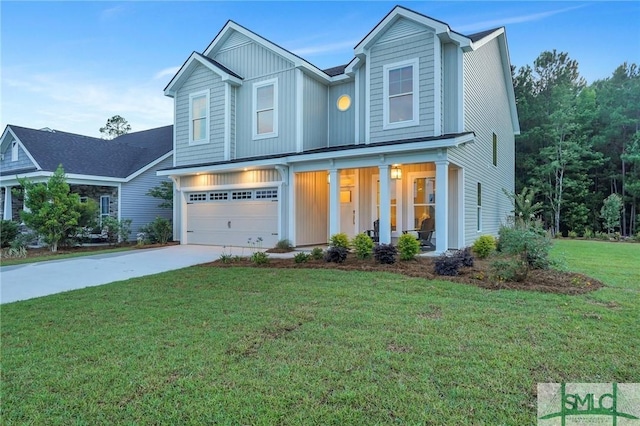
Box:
[294,171,328,246]
[174,65,225,167]
[120,156,174,240]
[180,169,280,188]
[303,75,328,151]
[328,82,355,147]
[369,20,435,143]
[0,141,36,172]
[448,37,515,245]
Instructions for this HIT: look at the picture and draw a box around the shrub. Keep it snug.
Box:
[472,235,496,259]
[498,221,552,270]
[275,239,293,251]
[455,247,474,267]
[102,217,133,245]
[310,247,324,260]
[1,220,19,248]
[583,228,594,239]
[352,233,374,259]
[373,243,397,264]
[568,230,578,239]
[596,231,609,241]
[329,233,350,249]
[324,246,348,263]
[219,253,234,264]
[294,252,311,263]
[250,251,270,265]
[397,233,421,261]
[434,254,461,276]
[490,255,528,282]
[140,217,173,245]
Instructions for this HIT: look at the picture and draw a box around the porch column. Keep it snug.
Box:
[3,186,12,220]
[378,165,391,244]
[435,160,449,254]
[328,169,340,238]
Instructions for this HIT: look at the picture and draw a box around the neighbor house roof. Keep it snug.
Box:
[2,125,173,179]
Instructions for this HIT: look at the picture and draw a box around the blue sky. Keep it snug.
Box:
[1,1,638,138]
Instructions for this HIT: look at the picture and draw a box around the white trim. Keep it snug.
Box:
[180,181,281,192]
[3,186,12,220]
[287,166,296,246]
[434,160,449,254]
[173,96,178,167]
[476,181,482,232]
[365,55,371,144]
[224,83,231,161]
[377,165,391,244]
[124,151,173,182]
[164,53,242,97]
[457,167,465,248]
[189,90,210,145]
[1,127,42,170]
[296,69,304,152]
[382,58,420,130]
[372,173,402,238]
[457,48,465,133]
[354,69,360,143]
[433,35,442,136]
[406,171,436,233]
[328,169,340,237]
[117,183,122,223]
[252,78,279,140]
[11,141,18,162]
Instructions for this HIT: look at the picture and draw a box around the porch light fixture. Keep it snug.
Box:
[390,165,402,180]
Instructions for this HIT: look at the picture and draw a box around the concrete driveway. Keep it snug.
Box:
[0,245,232,304]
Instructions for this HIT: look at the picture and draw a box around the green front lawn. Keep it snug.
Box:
[1,241,638,424]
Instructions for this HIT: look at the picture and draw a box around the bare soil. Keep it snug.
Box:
[206,255,604,295]
[16,241,179,258]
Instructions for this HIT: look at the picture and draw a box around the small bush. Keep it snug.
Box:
[141,217,173,245]
[310,247,324,260]
[568,230,578,239]
[472,235,496,259]
[434,254,461,276]
[219,253,234,264]
[275,239,293,251]
[583,228,594,239]
[397,233,421,261]
[324,246,348,263]
[1,220,19,248]
[294,252,311,263]
[498,222,552,270]
[373,243,397,264]
[490,255,528,282]
[352,233,374,259]
[250,251,270,265]
[455,247,474,267]
[329,233,350,249]
[596,231,609,241]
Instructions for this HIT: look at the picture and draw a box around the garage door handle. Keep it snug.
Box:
[228,221,231,228]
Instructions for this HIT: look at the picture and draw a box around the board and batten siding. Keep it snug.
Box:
[230,87,236,159]
[180,169,281,188]
[303,75,328,151]
[0,141,36,172]
[294,171,328,246]
[213,33,293,80]
[448,37,516,245]
[369,20,435,143]
[120,156,174,241]
[174,65,225,167]
[442,43,462,134]
[328,82,355,147]
[357,65,367,143]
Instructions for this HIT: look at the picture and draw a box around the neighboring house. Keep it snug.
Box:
[159,5,520,253]
[0,125,174,240]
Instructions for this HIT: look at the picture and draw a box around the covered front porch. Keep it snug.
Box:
[291,160,464,254]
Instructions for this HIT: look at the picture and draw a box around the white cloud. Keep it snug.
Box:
[154,66,181,81]
[456,4,587,33]
[100,5,127,21]
[290,39,359,58]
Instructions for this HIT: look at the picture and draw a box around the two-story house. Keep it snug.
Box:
[159,5,520,253]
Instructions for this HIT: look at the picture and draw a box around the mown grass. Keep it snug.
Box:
[1,241,638,424]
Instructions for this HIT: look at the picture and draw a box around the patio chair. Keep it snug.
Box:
[366,219,380,243]
[417,215,435,251]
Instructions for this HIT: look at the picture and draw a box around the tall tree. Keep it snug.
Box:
[19,165,81,252]
[99,115,131,139]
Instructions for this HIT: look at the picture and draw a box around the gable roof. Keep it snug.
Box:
[164,52,243,96]
[2,125,173,179]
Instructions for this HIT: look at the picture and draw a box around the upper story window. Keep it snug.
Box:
[253,78,278,140]
[492,133,498,166]
[383,58,420,130]
[11,141,18,162]
[189,90,209,145]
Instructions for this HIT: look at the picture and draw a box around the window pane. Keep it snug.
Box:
[192,96,206,118]
[193,118,206,140]
[389,66,412,96]
[389,94,413,123]
[257,110,274,134]
[256,85,273,110]
[101,197,109,215]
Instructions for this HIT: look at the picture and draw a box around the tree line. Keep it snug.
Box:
[514,50,639,237]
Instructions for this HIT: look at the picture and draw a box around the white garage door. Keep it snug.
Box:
[186,188,279,247]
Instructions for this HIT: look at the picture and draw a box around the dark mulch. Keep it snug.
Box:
[18,241,179,258]
[203,255,604,295]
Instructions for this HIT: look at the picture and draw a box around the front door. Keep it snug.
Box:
[339,171,357,238]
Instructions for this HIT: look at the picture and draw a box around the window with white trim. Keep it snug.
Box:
[100,195,110,224]
[477,183,482,232]
[253,79,278,139]
[189,91,209,144]
[189,193,207,202]
[255,189,278,199]
[11,141,18,162]
[383,58,419,129]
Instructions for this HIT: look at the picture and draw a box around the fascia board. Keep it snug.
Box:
[123,151,173,182]
[3,127,43,170]
[164,54,242,97]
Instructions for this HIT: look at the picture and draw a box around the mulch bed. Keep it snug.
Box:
[203,255,604,295]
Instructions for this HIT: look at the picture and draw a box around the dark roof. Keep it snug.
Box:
[467,27,502,42]
[159,131,474,172]
[323,64,348,77]
[8,125,173,179]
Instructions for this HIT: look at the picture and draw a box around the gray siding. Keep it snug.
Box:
[230,87,236,159]
[174,64,225,167]
[369,22,435,143]
[328,82,355,147]
[442,43,461,134]
[357,65,366,143]
[448,37,515,245]
[120,156,174,241]
[213,35,293,80]
[303,75,328,150]
[0,142,36,172]
[181,169,280,188]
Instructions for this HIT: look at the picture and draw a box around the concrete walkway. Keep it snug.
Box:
[0,245,245,304]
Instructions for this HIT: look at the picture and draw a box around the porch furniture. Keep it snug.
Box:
[366,219,380,243]
[403,217,435,251]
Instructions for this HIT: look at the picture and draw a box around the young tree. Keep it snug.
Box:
[146,181,173,209]
[19,165,81,252]
[600,193,623,234]
[99,115,131,139]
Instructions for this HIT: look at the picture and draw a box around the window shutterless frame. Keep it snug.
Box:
[189,90,210,145]
[383,58,420,130]
[252,78,278,140]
